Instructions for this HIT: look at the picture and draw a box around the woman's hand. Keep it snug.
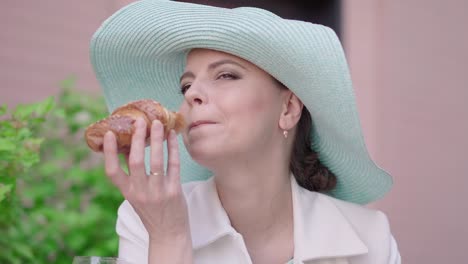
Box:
[103,117,192,250]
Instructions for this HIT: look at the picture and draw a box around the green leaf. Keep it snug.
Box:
[0,184,13,202]
[12,97,55,121]
[53,108,66,119]
[0,121,15,136]
[35,96,55,116]
[12,242,34,260]
[13,104,35,120]
[0,104,7,116]
[59,75,77,90]
[19,151,40,168]
[0,138,16,151]
[17,127,32,139]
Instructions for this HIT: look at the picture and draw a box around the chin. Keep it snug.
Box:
[186,142,229,167]
[188,145,219,160]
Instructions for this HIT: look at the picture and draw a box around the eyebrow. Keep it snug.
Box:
[179,59,247,83]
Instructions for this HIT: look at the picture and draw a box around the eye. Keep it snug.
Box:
[180,83,191,95]
[217,72,239,80]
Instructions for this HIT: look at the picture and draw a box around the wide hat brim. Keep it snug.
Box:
[90,0,393,204]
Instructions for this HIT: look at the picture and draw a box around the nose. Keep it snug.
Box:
[184,81,207,106]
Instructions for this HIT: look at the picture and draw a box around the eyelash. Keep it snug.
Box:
[180,84,190,95]
[179,72,239,95]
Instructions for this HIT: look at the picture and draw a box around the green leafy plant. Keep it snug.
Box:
[0,95,54,216]
[0,77,124,263]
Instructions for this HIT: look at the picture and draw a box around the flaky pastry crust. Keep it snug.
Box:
[84,99,185,153]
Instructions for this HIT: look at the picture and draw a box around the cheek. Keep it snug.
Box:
[178,102,188,116]
[247,89,279,120]
[225,92,266,122]
[226,91,279,138]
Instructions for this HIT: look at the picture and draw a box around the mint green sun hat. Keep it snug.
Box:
[90,0,392,204]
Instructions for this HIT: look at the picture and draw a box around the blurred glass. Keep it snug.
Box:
[72,256,131,264]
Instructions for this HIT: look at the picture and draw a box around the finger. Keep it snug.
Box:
[149,120,165,184]
[128,117,148,183]
[103,131,127,189]
[166,130,181,185]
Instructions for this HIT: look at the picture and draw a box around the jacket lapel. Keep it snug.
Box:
[291,176,368,262]
[186,177,236,250]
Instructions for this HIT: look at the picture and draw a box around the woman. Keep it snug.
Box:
[90,1,401,263]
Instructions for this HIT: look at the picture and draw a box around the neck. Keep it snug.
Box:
[210,145,294,243]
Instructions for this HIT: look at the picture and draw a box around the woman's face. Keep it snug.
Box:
[178,49,287,166]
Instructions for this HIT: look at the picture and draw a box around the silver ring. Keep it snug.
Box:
[149,171,161,176]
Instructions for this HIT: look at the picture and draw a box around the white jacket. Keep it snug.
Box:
[116,176,401,264]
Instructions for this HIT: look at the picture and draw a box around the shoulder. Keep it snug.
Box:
[317,193,391,231]
[317,193,401,263]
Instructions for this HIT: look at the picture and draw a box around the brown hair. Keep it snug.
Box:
[274,79,337,192]
[289,107,337,192]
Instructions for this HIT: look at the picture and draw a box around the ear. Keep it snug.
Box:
[279,90,303,130]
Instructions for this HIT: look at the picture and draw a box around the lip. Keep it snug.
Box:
[188,120,217,130]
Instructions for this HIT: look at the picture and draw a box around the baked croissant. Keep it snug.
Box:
[85,99,185,153]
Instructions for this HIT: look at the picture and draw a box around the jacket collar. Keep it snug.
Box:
[186,175,368,261]
[290,176,368,261]
[186,177,236,250]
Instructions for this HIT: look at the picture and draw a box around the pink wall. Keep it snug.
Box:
[0,0,133,106]
[1,0,467,262]
[344,0,468,262]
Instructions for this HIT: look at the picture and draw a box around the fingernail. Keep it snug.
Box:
[105,130,114,139]
[152,119,161,128]
[170,130,176,137]
[103,131,115,148]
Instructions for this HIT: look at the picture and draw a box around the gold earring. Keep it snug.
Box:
[283,130,288,139]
